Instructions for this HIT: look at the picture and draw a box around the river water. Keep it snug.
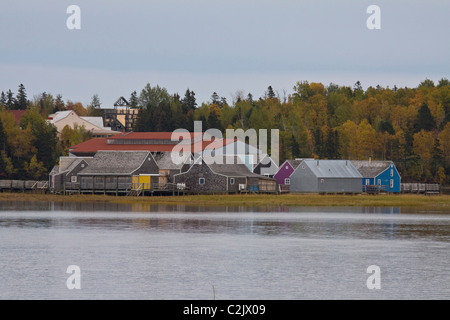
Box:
[0,201,449,300]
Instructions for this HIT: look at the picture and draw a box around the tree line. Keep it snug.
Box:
[1,79,450,184]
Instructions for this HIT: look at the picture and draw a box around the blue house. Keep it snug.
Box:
[351,160,401,193]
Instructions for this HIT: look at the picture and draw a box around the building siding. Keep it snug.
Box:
[174,162,228,193]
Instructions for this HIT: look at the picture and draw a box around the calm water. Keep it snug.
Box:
[0,201,449,300]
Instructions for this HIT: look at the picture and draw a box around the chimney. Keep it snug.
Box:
[317,160,319,167]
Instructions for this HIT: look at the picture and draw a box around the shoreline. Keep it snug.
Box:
[0,192,449,210]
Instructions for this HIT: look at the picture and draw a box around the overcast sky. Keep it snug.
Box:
[0,0,449,107]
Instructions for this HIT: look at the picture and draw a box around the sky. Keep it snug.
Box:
[0,0,449,107]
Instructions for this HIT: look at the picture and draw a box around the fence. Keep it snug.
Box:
[401,183,440,194]
[0,180,48,192]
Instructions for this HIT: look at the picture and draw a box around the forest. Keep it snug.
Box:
[1,79,449,185]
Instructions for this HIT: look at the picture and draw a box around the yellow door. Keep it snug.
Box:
[132,176,140,190]
[139,175,151,190]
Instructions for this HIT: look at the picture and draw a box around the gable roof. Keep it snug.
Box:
[154,152,191,170]
[351,160,392,178]
[255,154,279,169]
[48,110,73,122]
[207,156,273,179]
[287,159,303,169]
[301,159,362,178]
[78,151,152,175]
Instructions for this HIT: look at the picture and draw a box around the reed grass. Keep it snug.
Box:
[0,192,449,209]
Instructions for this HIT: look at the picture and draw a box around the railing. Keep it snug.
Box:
[0,180,49,191]
[363,185,388,193]
[401,183,440,194]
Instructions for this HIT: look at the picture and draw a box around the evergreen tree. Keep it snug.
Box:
[6,90,15,110]
[247,93,253,104]
[129,91,139,108]
[0,91,6,108]
[87,94,102,116]
[266,86,276,99]
[54,94,65,112]
[290,134,301,158]
[181,89,197,113]
[15,84,29,110]
[210,92,220,105]
[414,103,436,132]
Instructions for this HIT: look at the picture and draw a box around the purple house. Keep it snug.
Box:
[273,159,303,190]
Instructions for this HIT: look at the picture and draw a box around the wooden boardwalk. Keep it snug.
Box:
[0,180,49,193]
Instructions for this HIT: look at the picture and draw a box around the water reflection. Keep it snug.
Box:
[0,199,433,214]
[0,208,449,243]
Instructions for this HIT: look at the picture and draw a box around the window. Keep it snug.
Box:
[199,178,205,185]
[264,173,270,177]
[230,178,235,185]
[390,179,394,188]
[390,169,394,177]
[365,179,370,185]
[71,176,77,183]
[285,178,290,185]
[378,179,381,185]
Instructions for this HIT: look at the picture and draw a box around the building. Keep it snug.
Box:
[253,154,279,178]
[174,156,277,194]
[273,159,303,190]
[289,159,363,193]
[48,110,120,138]
[351,160,401,193]
[76,150,160,193]
[49,156,93,191]
[102,96,140,132]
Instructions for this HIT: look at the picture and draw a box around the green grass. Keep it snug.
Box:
[0,192,449,210]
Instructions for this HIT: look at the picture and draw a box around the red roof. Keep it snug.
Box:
[69,135,236,156]
[108,131,204,140]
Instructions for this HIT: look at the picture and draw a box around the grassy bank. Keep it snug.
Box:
[0,192,449,209]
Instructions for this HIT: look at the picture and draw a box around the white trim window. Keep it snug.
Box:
[390,179,394,188]
[199,178,205,185]
[284,178,290,185]
[230,178,235,185]
[71,176,77,183]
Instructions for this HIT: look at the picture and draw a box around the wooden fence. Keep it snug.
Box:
[0,180,48,192]
[401,183,440,194]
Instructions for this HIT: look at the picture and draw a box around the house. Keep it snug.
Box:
[174,156,277,194]
[273,159,304,190]
[289,159,363,194]
[76,150,160,193]
[48,110,120,138]
[253,154,279,178]
[49,156,93,191]
[153,151,193,186]
[351,160,401,193]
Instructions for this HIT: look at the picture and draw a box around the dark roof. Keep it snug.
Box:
[78,151,152,175]
[286,159,303,169]
[208,156,274,180]
[351,160,392,178]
